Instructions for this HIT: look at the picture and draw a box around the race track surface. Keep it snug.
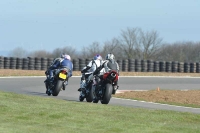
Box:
[0,76,200,114]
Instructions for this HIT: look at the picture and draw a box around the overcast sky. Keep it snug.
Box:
[0,0,200,56]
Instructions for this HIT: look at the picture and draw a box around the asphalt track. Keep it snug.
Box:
[0,76,200,114]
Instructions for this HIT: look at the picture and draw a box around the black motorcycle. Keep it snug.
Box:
[93,70,119,104]
[79,74,94,102]
[44,68,69,96]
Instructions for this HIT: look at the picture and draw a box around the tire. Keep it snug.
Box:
[93,98,99,103]
[92,85,99,103]
[101,84,112,104]
[79,95,84,102]
[52,80,63,96]
[47,91,51,96]
[86,86,94,102]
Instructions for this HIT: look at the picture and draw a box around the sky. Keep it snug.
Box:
[0,0,200,56]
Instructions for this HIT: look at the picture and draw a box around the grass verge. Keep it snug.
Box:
[114,90,200,108]
[1,91,200,133]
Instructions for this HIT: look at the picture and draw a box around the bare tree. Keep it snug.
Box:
[79,47,90,59]
[102,38,123,59]
[158,41,200,62]
[139,30,163,60]
[28,50,52,58]
[79,41,103,59]
[158,43,177,61]
[52,46,77,59]
[181,41,200,62]
[62,46,77,59]
[9,47,28,58]
[118,27,163,60]
[192,42,200,62]
[118,27,141,59]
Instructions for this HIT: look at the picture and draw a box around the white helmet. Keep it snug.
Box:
[106,53,115,60]
[63,54,71,60]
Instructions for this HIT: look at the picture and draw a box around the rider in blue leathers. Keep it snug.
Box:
[48,54,73,84]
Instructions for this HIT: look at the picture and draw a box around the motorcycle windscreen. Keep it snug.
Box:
[59,73,67,79]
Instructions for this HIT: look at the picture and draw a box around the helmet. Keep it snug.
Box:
[106,53,115,60]
[63,54,71,60]
[94,54,102,60]
[60,53,66,58]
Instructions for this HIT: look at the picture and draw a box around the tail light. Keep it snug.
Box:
[61,70,67,74]
[60,68,68,74]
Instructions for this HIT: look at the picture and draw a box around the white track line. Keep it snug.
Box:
[113,97,200,110]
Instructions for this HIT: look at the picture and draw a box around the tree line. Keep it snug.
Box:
[8,27,200,62]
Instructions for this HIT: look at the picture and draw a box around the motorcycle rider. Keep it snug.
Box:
[45,54,73,90]
[103,53,119,74]
[51,53,66,67]
[45,53,65,76]
[93,53,119,91]
[78,54,103,92]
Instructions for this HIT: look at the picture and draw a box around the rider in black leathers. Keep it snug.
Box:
[94,53,119,89]
[78,54,103,91]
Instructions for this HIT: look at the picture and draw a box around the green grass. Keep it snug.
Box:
[1,91,200,133]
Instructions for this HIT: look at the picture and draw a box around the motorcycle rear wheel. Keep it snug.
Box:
[101,83,112,104]
[52,80,63,96]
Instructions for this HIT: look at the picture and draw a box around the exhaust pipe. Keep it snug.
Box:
[111,73,116,78]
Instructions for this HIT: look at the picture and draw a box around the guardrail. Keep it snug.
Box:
[0,56,199,73]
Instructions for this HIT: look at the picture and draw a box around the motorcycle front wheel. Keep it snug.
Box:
[79,91,85,102]
[93,98,99,103]
[79,95,84,101]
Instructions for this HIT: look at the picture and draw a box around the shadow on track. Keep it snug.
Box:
[25,91,47,96]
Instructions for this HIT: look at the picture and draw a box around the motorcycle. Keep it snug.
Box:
[93,70,119,104]
[79,73,94,102]
[44,68,69,96]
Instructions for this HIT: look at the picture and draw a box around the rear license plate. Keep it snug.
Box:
[59,73,67,79]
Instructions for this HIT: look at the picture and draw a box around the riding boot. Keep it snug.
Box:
[113,81,119,94]
[44,79,48,83]
[47,76,54,82]
[78,79,86,91]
